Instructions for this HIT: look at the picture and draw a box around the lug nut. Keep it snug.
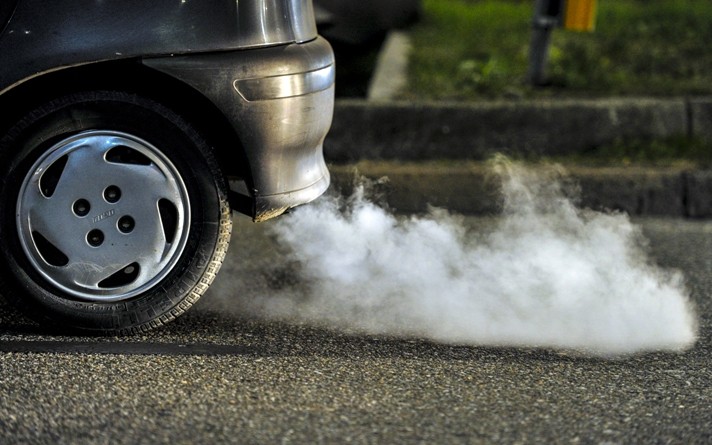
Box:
[73,199,91,217]
[87,229,104,247]
[118,216,135,234]
[104,185,121,203]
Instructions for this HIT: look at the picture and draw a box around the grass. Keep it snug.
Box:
[563,135,712,167]
[396,0,712,165]
[402,0,712,101]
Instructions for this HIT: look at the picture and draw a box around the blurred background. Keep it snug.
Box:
[315,0,712,101]
[314,0,422,97]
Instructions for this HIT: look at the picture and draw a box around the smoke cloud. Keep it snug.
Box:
[237,157,698,357]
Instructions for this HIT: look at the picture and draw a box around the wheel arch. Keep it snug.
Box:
[0,60,251,184]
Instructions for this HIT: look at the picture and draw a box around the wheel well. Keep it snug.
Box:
[0,59,250,181]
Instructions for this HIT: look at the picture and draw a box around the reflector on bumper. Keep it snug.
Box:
[233,64,335,101]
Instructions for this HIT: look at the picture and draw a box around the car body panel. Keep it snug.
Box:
[0,0,317,93]
[144,37,334,221]
[0,0,334,222]
[0,0,18,35]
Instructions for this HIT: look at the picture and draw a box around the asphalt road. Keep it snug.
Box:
[1,215,710,445]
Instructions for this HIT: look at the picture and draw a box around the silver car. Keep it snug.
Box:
[0,0,335,334]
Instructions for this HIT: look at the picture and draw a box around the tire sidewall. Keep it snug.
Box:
[0,91,229,333]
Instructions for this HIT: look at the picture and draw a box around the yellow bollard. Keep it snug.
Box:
[564,0,597,32]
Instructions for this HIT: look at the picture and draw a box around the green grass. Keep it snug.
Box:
[402,0,712,101]
[565,135,712,167]
[465,135,712,167]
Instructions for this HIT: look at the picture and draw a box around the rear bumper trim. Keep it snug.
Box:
[233,63,335,101]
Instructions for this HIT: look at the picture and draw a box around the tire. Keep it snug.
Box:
[0,91,232,335]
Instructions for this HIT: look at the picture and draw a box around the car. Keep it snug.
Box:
[314,0,421,45]
[313,0,421,97]
[0,0,335,335]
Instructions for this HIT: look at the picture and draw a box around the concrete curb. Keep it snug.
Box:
[328,162,712,218]
[366,31,412,101]
[320,97,712,218]
[325,97,712,162]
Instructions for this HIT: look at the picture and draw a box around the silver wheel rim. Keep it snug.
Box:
[16,130,191,302]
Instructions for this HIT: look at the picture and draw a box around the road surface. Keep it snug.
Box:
[1,216,710,444]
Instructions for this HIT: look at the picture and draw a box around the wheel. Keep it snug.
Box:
[0,91,232,335]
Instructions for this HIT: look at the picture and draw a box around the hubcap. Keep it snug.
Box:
[16,130,191,302]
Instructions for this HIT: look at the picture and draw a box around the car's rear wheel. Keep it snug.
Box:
[0,90,231,335]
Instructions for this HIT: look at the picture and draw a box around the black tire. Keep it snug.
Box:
[0,91,232,335]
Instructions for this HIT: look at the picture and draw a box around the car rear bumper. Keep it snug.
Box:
[143,37,335,221]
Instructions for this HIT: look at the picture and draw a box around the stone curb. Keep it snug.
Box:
[322,98,712,217]
[325,97,712,162]
[328,162,712,218]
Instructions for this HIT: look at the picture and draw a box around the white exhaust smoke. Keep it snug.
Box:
[241,157,698,357]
